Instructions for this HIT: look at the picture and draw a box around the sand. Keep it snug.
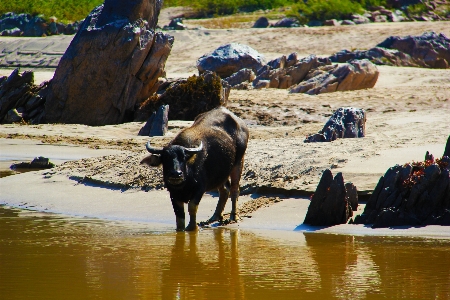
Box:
[0,15,449,238]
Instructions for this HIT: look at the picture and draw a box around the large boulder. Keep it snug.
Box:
[304,107,366,143]
[197,43,266,78]
[290,59,379,94]
[354,148,450,227]
[135,71,230,121]
[43,0,173,126]
[252,17,269,28]
[304,169,358,226]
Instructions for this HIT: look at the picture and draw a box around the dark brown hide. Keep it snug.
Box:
[141,107,249,231]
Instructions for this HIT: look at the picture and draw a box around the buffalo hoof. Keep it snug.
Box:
[207,214,224,223]
[185,222,198,231]
[230,213,241,222]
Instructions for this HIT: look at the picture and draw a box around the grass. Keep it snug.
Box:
[0,0,103,23]
[2,0,438,26]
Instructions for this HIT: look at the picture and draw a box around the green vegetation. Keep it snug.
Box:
[0,0,103,23]
[286,0,387,24]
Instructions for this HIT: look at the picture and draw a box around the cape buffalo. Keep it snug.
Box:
[141,107,249,231]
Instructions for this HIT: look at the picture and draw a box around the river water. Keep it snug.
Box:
[1,205,449,299]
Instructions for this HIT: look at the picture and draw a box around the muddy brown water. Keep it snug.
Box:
[1,205,449,299]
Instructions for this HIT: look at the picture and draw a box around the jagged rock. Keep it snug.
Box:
[290,59,379,94]
[330,47,419,67]
[197,43,266,78]
[4,108,23,123]
[304,169,358,226]
[253,17,269,28]
[304,107,366,143]
[135,71,229,121]
[353,151,450,227]
[377,31,450,69]
[43,0,173,126]
[331,32,450,69]
[223,68,256,87]
[138,104,169,136]
[0,69,34,122]
[444,135,450,157]
[11,156,55,169]
[253,54,325,89]
[272,18,299,27]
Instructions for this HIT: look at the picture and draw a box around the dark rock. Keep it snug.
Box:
[4,108,23,123]
[290,59,379,94]
[354,153,450,227]
[305,107,366,143]
[223,68,255,87]
[253,17,269,28]
[138,104,168,136]
[167,17,186,30]
[11,156,55,169]
[1,27,22,36]
[273,18,299,28]
[135,71,229,121]
[304,169,358,226]
[444,135,450,157]
[43,0,173,126]
[197,43,266,78]
[0,69,35,122]
[307,20,323,27]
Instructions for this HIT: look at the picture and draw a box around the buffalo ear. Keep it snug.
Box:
[141,154,162,167]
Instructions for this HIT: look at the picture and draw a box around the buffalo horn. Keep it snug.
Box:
[184,141,203,154]
[145,141,163,154]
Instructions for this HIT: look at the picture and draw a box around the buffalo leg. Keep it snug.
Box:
[185,201,199,231]
[208,180,230,223]
[230,158,244,222]
[171,198,185,231]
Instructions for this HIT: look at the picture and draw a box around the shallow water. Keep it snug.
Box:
[1,206,449,299]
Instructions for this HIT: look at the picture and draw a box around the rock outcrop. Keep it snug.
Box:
[330,31,450,69]
[304,169,358,226]
[290,59,379,94]
[354,142,450,227]
[135,71,229,121]
[44,0,173,126]
[197,43,266,78]
[305,107,366,142]
[252,54,328,89]
[0,69,49,124]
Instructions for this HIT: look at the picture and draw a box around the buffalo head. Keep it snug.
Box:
[141,141,203,187]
